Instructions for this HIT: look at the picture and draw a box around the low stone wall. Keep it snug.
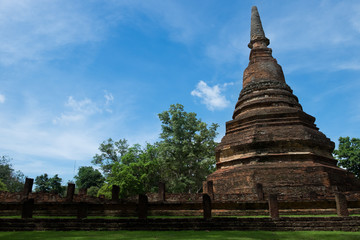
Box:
[2,199,360,217]
[2,181,360,204]
[1,179,360,219]
[1,217,360,231]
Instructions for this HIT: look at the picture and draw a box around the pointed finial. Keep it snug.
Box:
[248,6,270,49]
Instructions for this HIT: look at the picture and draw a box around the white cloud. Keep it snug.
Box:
[53,92,116,125]
[0,0,208,65]
[0,94,5,103]
[223,82,235,88]
[112,0,206,44]
[53,96,101,125]
[0,0,107,65]
[335,61,360,71]
[66,96,100,115]
[191,81,230,111]
[104,91,114,105]
[0,92,129,181]
[104,91,114,113]
[0,109,99,162]
[266,2,359,51]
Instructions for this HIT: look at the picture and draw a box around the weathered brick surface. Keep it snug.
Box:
[1,217,360,231]
[206,6,360,200]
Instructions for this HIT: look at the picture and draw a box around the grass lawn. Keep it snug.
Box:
[1,231,360,240]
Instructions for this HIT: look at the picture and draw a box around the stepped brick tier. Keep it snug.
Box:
[205,6,360,200]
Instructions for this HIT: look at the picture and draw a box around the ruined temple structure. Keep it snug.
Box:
[205,6,360,200]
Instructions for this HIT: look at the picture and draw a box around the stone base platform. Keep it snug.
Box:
[1,217,360,231]
[206,161,360,201]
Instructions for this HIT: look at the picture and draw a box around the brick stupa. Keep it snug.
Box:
[205,6,360,200]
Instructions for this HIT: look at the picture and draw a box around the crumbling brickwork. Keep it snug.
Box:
[206,6,360,200]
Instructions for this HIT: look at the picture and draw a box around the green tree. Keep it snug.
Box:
[0,156,25,192]
[93,104,219,196]
[35,174,50,192]
[74,166,104,189]
[49,174,63,194]
[35,174,63,194]
[92,138,129,176]
[334,137,360,178]
[157,103,218,193]
[0,179,7,191]
[97,143,160,198]
[87,186,100,197]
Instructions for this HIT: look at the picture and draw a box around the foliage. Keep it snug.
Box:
[97,143,161,199]
[35,174,51,192]
[92,138,129,176]
[93,103,218,196]
[334,137,360,178]
[74,166,104,189]
[97,183,112,198]
[157,103,218,193]
[110,143,160,198]
[0,179,7,191]
[49,174,63,194]
[35,174,63,194]
[87,186,100,197]
[0,156,25,192]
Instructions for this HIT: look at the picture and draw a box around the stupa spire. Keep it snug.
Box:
[248,6,269,49]
[205,6,360,200]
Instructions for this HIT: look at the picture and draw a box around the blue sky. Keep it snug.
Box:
[1,0,360,184]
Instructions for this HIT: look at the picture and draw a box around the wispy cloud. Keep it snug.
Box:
[0,91,120,165]
[204,15,249,65]
[104,91,114,105]
[0,94,5,103]
[267,1,359,51]
[53,92,115,125]
[350,101,360,122]
[262,1,360,73]
[0,0,209,66]
[335,61,360,71]
[111,0,206,44]
[53,96,100,125]
[66,96,99,114]
[0,0,108,65]
[0,108,99,162]
[191,81,230,111]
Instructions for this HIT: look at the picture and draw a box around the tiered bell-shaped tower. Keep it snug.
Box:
[206,6,360,200]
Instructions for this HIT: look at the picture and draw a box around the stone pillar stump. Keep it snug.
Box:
[335,192,349,217]
[203,194,212,220]
[268,194,279,220]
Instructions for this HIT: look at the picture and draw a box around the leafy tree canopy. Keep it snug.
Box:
[97,143,160,198]
[35,173,63,194]
[0,179,7,191]
[0,156,25,192]
[334,137,360,178]
[94,103,219,197]
[157,103,218,193]
[92,138,129,176]
[74,166,104,189]
[87,186,100,197]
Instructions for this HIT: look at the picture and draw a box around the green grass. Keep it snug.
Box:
[0,231,360,240]
[148,215,203,219]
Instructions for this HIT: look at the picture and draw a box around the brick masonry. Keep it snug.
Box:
[205,6,360,200]
[1,217,360,231]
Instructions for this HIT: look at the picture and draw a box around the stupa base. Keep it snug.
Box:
[205,161,360,201]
